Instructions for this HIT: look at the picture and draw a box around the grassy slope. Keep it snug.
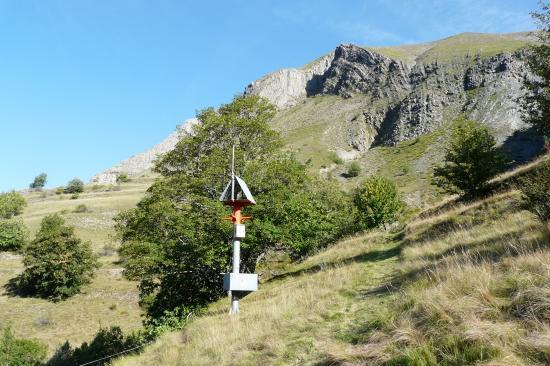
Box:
[0,178,154,355]
[114,157,549,366]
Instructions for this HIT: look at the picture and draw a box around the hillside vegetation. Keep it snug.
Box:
[0,178,153,355]
[114,157,549,366]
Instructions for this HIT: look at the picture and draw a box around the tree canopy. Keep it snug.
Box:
[116,95,354,319]
[18,214,99,299]
[433,119,508,198]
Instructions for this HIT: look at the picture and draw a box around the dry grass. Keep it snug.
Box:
[0,178,154,356]
[116,175,549,365]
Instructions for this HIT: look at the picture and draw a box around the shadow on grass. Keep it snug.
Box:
[268,241,404,283]
[362,224,549,299]
[3,275,57,301]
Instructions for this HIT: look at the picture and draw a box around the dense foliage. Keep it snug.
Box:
[116,95,354,319]
[0,327,46,366]
[17,214,99,300]
[116,173,131,183]
[354,175,403,229]
[523,2,550,141]
[0,219,28,251]
[520,159,550,222]
[29,173,47,190]
[48,326,145,366]
[0,191,27,219]
[433,119,508,198]
[63,178,84,194]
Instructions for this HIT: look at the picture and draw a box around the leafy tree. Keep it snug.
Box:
[354,175,403,229]
[64,178,84,194]
[519,159,550,222]
[116,173,130,183]
[433,120,508,198]
[347,161,361,177]
[523,2,550,140]
[48,326,145,366]
[18,214,99,299]
[0,327,46,366]
[0,219,28,251]
[0,191,27,219]
[29,173,47,190]
[115,95,354,319]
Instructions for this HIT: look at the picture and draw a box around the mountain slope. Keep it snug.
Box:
[113,157,549,366]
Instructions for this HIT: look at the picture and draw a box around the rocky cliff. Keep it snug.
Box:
[90,118,198,184]
[246,32,541,157]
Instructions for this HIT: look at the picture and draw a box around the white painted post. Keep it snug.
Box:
[230,236,240,314]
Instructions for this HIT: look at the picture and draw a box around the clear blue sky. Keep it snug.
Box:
[0,0,539,191]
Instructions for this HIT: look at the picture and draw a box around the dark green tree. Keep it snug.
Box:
[0,191,26,219]
[64,178,84,194]
[29,173,47,190]
[0,327,46,366]
[18,214,99,300]
[433,120,508,198]
[523,2,550,140]
[116,95,354,319]
[0,219,28,251]
[519,159,550,222]
[354,175,403,229]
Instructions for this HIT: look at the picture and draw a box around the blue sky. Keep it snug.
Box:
[0,0,540,191]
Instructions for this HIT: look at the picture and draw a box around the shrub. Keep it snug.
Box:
[0,219,28,251]
[328,151,343,165]
[0,191,27,219]
[0,327,47,366]
[520,159,550,222]
[354,175,403,229]
[55,187,64,195]
[116,173,131,183]
[73,204,88,213]
[70,193,79,200]
[48,326,146,366]
[64,178,84,194]
[433,119,508,198]
[29,173,47,190]
[347,161,361,177]
[18,214,99,299]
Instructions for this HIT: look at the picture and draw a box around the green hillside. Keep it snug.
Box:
[114,156,549,366]
[0,178,154,355]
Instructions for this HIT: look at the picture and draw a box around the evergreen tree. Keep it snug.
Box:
[433,120,508,198]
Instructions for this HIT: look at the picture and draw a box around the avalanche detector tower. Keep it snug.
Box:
[220,146,258,314]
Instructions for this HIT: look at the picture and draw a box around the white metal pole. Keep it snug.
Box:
[231,235,240,314]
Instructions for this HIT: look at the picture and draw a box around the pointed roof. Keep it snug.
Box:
[220,175,256,205]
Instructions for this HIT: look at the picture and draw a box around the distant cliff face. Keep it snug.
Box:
[245,33,539,154]
[90,119,198,184]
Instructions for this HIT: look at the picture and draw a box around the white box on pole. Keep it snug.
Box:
[233,224,246,239]
[223,273,258,292]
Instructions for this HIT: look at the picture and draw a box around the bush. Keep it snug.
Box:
[328,151,343,165]
[520,159,550,222]
[64,178,84,194]
[116,173,130,183]
[29,173,47,190]
[55,187,64,195]
[70,193,79,200]
[0,219,28,251]
[0,327,47,366]
[354,175,403,229]
[433,119,508,198]
[347,161,361,177]
[0,191,27,219]
[17,214,99,299]
[73,204,88,213]
[48,326,147,366]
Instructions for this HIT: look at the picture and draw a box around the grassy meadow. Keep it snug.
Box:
[114,157,549,366]
[0,177,154,355]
